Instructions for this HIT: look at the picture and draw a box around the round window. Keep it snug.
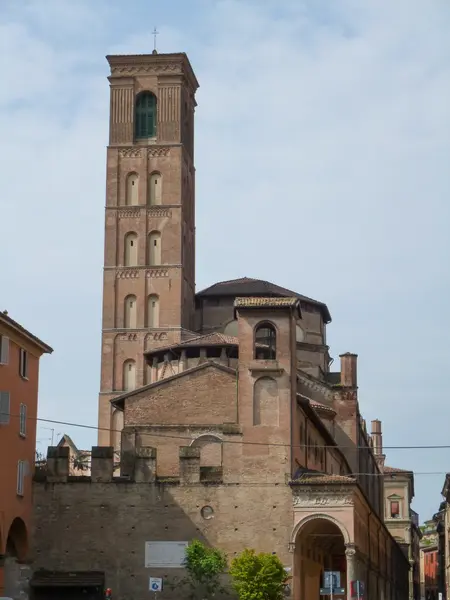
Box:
[201,505,214,520]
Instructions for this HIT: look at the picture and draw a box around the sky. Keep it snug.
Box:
[1,0,450,521]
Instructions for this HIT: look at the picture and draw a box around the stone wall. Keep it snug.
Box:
[31,446,293,600]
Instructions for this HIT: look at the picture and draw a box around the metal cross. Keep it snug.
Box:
[152,27,159,52]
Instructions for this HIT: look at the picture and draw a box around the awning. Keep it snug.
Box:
[30,571,105,588]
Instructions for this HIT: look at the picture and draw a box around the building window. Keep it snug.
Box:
[135,92,157,139]
[0,335,9,364]
[0,391,10,425]
[17,460,25,496]
[19,348,28,378]
[148,231,161,266]
[149,172,162,205]
[124,295,137,328]
[124,232,138,266]
[147,295,160,328]
[390,501,400,518]
[254,323,277,360]
[123,359,136,391]
[19,403,27,437]
[126,173,139,206]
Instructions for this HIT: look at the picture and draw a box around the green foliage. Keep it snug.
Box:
[168,539,228,600]
[229,549,287,600]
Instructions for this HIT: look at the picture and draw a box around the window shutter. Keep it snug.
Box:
[20,404,27,436]
[0,336,9,364]
[0,391,10,424]
[391,501,400,515]
[17,461,24,496]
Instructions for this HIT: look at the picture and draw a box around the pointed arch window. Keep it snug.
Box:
[126,173,139,206]
[254,323,277,360]
[135,92,157,139]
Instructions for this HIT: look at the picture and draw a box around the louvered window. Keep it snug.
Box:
[135,92,157,139]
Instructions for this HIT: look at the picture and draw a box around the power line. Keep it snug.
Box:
[1,411,446,456]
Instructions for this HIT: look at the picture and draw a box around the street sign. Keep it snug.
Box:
[149,577,163,592]
[320,588,345,595]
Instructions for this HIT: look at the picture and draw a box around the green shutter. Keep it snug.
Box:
[135,93,156,139]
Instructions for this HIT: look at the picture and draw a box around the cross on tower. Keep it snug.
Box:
[152,27,159,53]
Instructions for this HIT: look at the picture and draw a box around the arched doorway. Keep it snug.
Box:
[4,518,29,597]
[292,516,349,600]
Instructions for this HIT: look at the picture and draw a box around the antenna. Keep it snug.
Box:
[152,27,159,54]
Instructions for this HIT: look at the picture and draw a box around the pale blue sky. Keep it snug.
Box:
[1,0,450,521]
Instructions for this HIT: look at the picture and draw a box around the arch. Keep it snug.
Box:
[123,359,136,391]
[6,517,28,561]
[253,377,279,426]
[290,513,351,546]
[111,408,124,450]
[126,172,139,206]
[135,91,157,139]
[254,322,277,359]
[124,295,137,328]
[223,319,238,337]
[147,294,160,328]
[190,434,223,467]
[148,230,161,266]
[149,172,162,205]
[124,232,138,266]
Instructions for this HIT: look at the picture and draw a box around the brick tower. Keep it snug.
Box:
[98,53,199,446]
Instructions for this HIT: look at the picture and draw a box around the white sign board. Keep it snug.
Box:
[145,541,189,568]
[149,577,163,592]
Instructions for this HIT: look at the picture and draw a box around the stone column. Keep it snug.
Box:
[345,543,357,600]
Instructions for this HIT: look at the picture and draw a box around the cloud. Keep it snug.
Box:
[1,0,449,519]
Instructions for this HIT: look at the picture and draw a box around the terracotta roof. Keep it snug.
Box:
[0,310,53,353]
[384,465,413,474]
[196,277,331,322]
[234,296,299,309]
[309,400,337,415]
[291,472,356,485]
[145,332,239,356]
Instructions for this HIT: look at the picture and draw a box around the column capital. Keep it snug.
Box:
[345,543,356,557]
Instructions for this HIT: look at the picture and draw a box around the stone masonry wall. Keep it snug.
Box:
[32,478,293,600]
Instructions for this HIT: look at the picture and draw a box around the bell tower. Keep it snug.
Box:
[98,53,199,446]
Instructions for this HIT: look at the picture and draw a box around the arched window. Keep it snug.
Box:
[125,173,139,206]
[254,323,277,359]
[124,232,138,266]
[253,377,279,426]
[148,231,161,266]
[149,172,162,205]
[124,295,137,328]
[135,92,157,139]
[123,359,136,391]
[191,435,223,467]
[147,295,160,328]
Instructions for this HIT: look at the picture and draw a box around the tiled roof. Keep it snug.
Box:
[196,277,331,322]
[234,296,299,308]
[145,332,239,356]
[384,465,412,474]
[0,310,53,353]
[292,473,356,485]
[310,400,336,414]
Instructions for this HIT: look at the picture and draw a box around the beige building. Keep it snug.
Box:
[371,420,421,600]
[30,50,412,600]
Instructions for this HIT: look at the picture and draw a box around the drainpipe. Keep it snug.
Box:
[367,510,372,597]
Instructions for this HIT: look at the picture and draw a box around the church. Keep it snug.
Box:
[31,51,410,600]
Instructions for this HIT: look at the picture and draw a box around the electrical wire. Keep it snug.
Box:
[3,409,450,453]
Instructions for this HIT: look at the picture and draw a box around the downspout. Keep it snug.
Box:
[367,510,372,596]
[290,311,294,475]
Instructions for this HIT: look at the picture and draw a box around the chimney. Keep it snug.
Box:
[371,419,386,469]
[339,353,358,388]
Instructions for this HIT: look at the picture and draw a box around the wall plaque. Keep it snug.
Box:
[145,541,188,568]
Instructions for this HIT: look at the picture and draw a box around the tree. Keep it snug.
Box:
[229,549,288,600]
[169,539,228,600]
